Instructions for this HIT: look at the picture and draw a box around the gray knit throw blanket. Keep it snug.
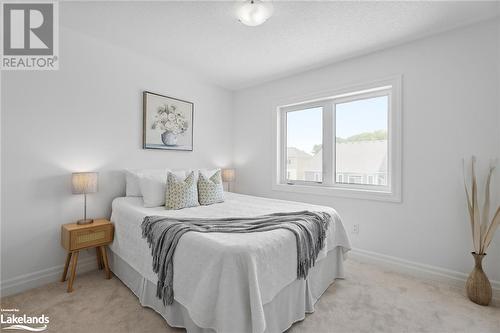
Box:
[141,210,331,306]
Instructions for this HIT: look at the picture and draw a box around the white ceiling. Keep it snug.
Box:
[61,1,500,90]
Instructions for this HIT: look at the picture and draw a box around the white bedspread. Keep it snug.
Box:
[110,192,351,333]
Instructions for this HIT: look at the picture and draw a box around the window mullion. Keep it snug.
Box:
[280,109,287,184]
[322,102,334,186]
[332,101,336,186]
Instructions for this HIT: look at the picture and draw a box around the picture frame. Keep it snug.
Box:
[143,91,194,151]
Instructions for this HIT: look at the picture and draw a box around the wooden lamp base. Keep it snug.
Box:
[77,219,94,225]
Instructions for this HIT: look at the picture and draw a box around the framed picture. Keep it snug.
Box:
[143,91,194,151]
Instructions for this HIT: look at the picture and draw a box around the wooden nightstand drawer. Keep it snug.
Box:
[72,226,112,250]
[61,219,114,251]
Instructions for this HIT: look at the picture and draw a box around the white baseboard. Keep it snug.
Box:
[349,247,500,306]
[0,256,97,298]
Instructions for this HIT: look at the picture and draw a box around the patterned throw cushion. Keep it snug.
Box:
[165,171,199,210]
[198,169,225,205]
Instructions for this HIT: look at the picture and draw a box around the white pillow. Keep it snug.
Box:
[139,170,187,208]
[198,168,219,178]
[125,169,165,197]
[125,170,142,196]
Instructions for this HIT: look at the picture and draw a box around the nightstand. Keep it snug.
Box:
[61,219,114,292]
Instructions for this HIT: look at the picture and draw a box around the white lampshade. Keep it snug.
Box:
[72,172,98,194]
[221,169,235,182]
[236,0,274,27]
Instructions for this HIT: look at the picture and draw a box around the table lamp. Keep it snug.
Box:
[221,168,235,192]
[72,172,98,225]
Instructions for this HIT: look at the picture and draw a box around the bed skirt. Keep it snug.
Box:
[108,247,345,333]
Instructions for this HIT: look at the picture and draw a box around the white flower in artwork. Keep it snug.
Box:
[151,103,189,137]
[172,125,181,135]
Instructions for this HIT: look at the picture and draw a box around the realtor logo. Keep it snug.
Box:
[1,1,59,70]
[1,308,49,331]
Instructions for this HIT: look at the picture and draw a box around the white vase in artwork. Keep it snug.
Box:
[161,131,178,146]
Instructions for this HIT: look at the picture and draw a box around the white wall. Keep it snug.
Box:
[0,26,233,294]
[233,20,500,281]
[1,15,499,297]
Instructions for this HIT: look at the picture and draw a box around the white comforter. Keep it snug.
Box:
[110,192,351,333]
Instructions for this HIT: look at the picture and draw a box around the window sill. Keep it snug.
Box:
[272,183,401,202]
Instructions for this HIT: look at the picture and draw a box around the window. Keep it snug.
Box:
[336,95,388,186]
[286,107,322,182]
[274,77,402,201]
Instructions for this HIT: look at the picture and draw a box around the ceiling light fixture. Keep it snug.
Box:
[236,0,274,27]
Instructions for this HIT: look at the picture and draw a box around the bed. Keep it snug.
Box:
[108,192,351,333]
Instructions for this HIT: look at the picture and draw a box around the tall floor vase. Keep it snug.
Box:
[466,252,492,306]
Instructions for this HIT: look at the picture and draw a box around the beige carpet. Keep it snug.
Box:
[1,259,499,333]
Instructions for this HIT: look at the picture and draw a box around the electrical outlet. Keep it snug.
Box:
[352,224,360,234]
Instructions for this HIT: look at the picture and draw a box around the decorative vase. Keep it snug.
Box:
[161,131,178,146]
[466,252,492,306]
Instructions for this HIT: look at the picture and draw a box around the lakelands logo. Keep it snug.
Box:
[1,308,49,331]
[1,1,59,70]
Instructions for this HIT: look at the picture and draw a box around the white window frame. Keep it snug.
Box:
[280,100,330,186]
[273,76,402,202]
